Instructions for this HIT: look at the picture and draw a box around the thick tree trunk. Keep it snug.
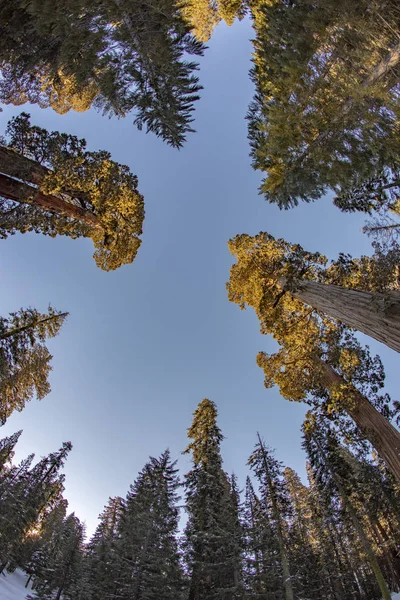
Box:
[0,146,91,206]
[280,277,400,353]
[257,434,295,600]
[0,312,68,341]
[0,173,101,229]
[318,360,400,484]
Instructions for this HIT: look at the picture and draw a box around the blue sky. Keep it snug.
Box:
[0,19,398,536]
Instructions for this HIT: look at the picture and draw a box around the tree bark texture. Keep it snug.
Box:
[281,277,400,353]
[0,173,101,229]
[319,360,400,484]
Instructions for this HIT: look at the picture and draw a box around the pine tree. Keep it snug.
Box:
[247,0,400,208]
[0,113,145,271]
[248,436,294,600]
[0,431,22,471]
[0,441,72,573]
[303,413,393,600]
[183,399,243,600]
[0,0,205,147]
[228,231,400,352]
[31,513,85,600]
[114,449,185,600]
[0,304,67,424]
[83,496,124,599]
[283,467,325,599]
[227,231,400,483]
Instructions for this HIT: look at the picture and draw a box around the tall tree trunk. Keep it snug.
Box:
[279,277,400,353]
[257,434,295,600]
[0,312,68,341]
[336,484,392,600]
[318,359,400,483]
[0,173,101,229]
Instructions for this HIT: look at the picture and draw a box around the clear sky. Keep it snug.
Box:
[0,19,398,537]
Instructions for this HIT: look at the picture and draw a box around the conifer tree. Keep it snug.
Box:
[0,0,204,147]
[0,441,72,574]
[83,496,124,600]
[303,414,392,600]
[0,305,67,424]
[248,436,294,600]
[183,399,243,600]
[0,113,145,271]
[31,513,85,600]
[114,449,185,600]
[228,232,400,352]
[227,231,400,483]
[247,0,400,208]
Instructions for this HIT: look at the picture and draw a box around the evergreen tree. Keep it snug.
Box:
[227,231,400,482]
[247,0,400,208]
[248,436,294,600]
[0,305,67,424]
[303,413,392,600]
[114,449,185,600]
[0,441,72,573]
[0,0,205,147]
[183,399,243,600]
[83,496,124,599]
[227,231,400,352]
[31,513,85,600]
[0,113,145,271]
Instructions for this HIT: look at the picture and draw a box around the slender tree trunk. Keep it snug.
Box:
[0,312,68,341]
[0,173,101,229]
[318,359,400,484]
[25,573,33,588]
[339,491,391,600]
[257,434,295,600]
[279,277,400,353]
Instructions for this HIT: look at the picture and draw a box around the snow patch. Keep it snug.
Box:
[0,569,32,600]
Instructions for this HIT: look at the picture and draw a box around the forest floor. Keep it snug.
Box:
[1,568,400,600]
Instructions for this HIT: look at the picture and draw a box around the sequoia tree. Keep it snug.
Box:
[227,233,400,482]
[0,0,204,147]
[227,232,400,352]
[0,113,145,271]
[247,0,400,208]
[0,305,67,424]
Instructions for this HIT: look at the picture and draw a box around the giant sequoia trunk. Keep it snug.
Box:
[257,434,295,600]
[0,173,101,229]
[318,360,400,484]
[279,277,400,353]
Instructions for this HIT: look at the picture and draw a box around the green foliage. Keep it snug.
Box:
[184,399,243,599]
[0,113,145,271]
[0,0,205,147]
[0,305,67,425]
[247,0,400,207]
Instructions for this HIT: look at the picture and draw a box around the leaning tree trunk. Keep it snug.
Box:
[0,173,101,229]
[280,277,400,353]
[257,434,295,600]
[0,312,68,341]
[318,359,400,484]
